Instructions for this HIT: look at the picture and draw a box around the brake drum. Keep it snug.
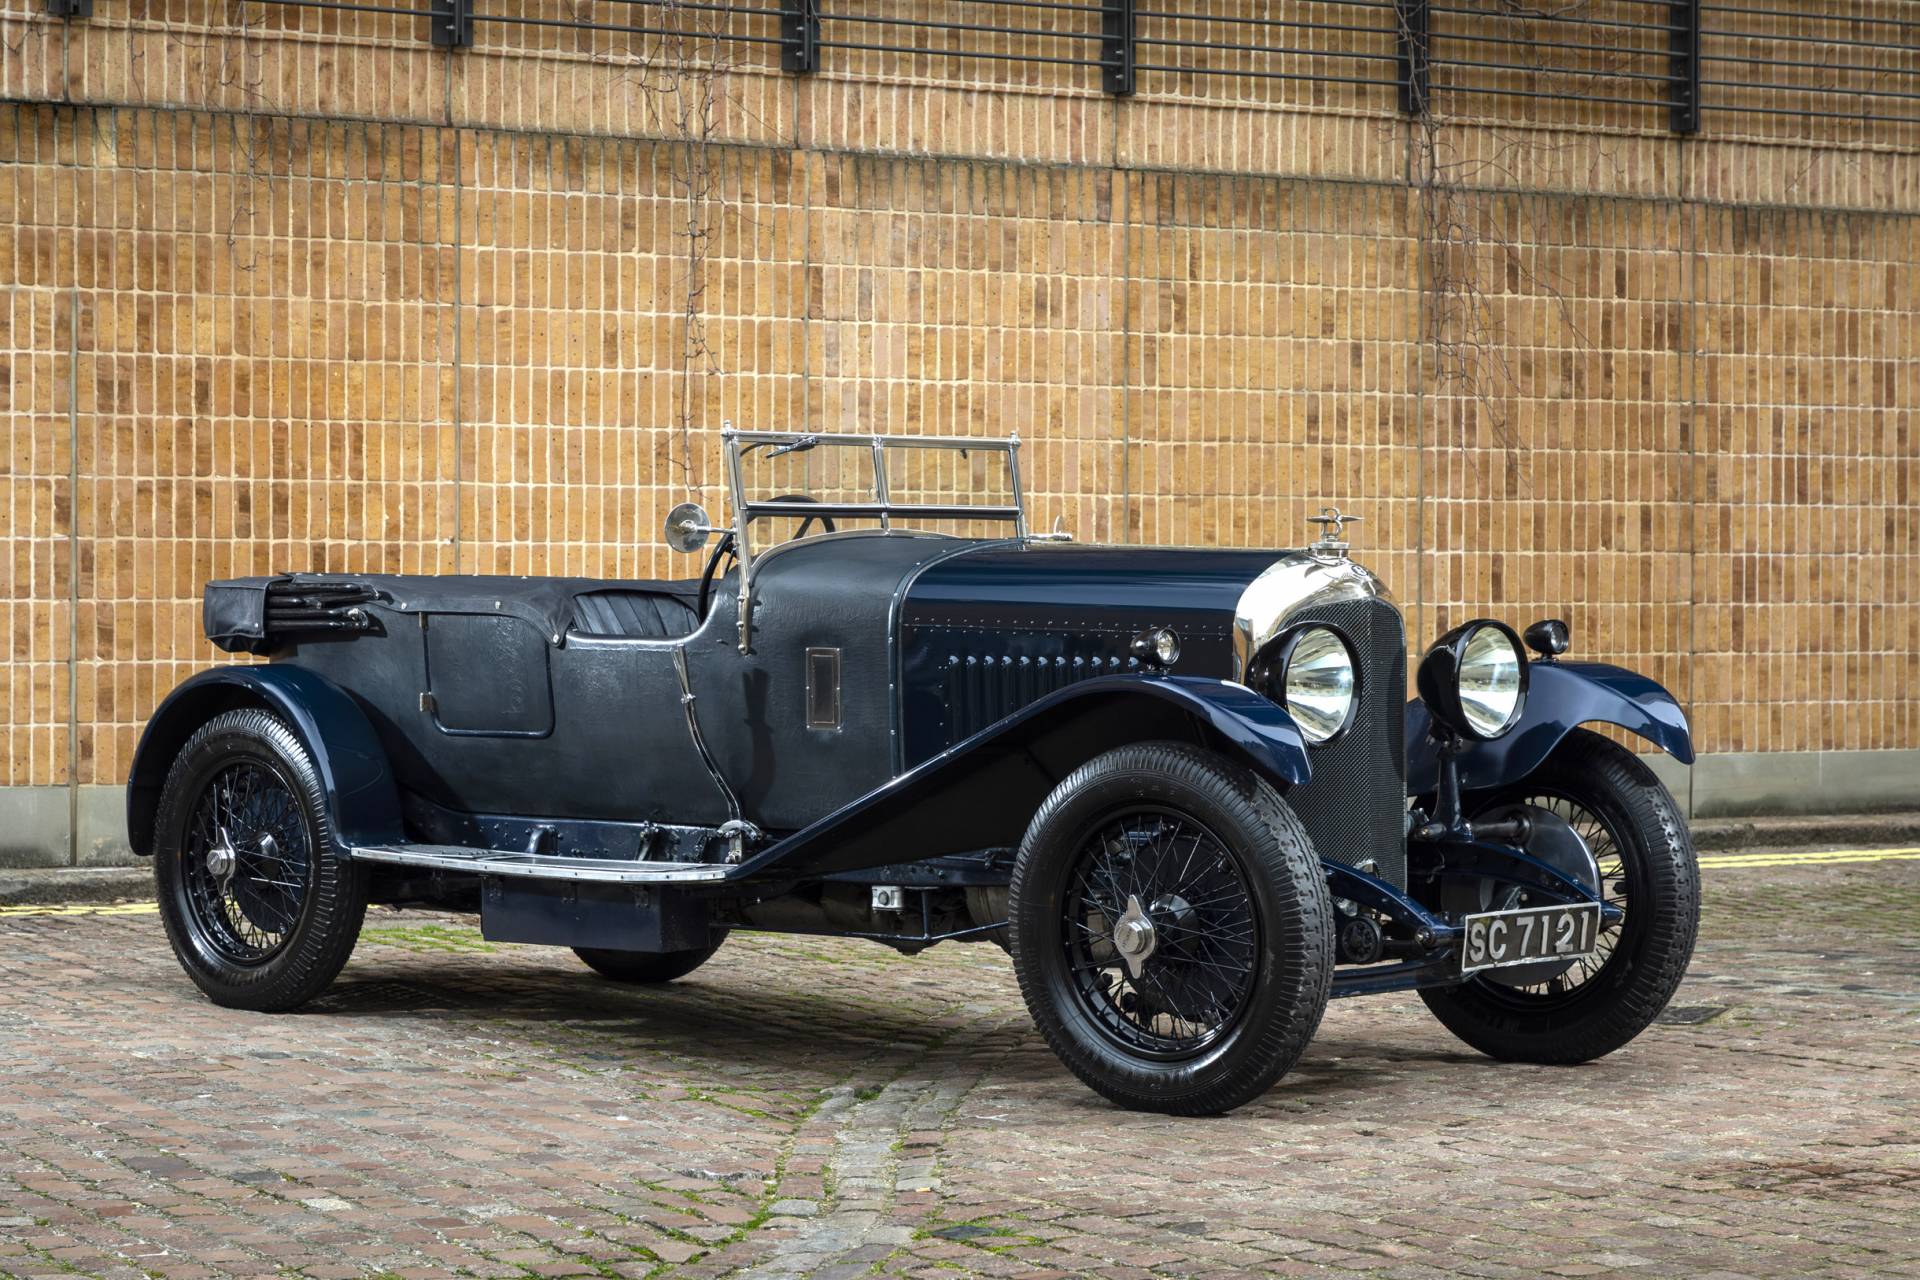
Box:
[1442,802,1601,989]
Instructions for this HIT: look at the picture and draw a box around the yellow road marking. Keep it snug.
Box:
[0,849,1914,918]
[0,901,161,918]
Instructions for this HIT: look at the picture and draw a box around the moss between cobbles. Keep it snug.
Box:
[360,922,501,954]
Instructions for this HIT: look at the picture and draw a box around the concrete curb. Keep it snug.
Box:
[5,811,1919,908]
[1687,810,1920,852]
[1,866,153,907]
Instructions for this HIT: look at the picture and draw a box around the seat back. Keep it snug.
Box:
[570,588,701,640]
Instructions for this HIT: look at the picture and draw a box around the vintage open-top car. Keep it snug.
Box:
[130,430,1700,1114]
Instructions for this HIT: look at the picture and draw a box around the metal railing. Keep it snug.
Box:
[41,0,1920,136]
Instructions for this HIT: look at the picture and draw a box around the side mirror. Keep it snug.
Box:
[663,502,717,553]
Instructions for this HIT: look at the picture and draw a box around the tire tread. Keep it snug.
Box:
[1009,741,1333,1115]
[1420,728,1699,1063]
[153,708,369,1012]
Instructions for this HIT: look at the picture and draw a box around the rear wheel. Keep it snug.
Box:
[574,938,725,984]
[1420,728,1699,1063]
[1009,742,1333,1115]
[154,709,369,1011]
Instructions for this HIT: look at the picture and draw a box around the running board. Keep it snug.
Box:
[348,844,732,884]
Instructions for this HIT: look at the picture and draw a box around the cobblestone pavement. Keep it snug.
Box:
[3,857,1916,1280]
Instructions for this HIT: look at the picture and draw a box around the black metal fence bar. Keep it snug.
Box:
[1133,66,1403,88]
[247,0,437,16]
[32,0,1920,138]
[1705,80,1920,106]
[595,0,785,17]
[1137,12,1394,41]
[813,42,1105,66]
[1701,3,1920,33]
[1698,0,1920,132]
[1430,6,1682,36]
[1402,27,1661,59]
[1703,50,1920,78]
[1425,82,1681,110]
[1138,36,1399,65]
[1431,56,1684,84]
[1707,25,1920,54]
[1135,0,1399,104]
[1709,102,1920,124]
[954,0,1104,11]
[1430,0,1684,125]
[471,11,788,45]
[824,11,1102,41]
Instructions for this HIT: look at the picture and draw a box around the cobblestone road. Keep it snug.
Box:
[3,856,1916,1279]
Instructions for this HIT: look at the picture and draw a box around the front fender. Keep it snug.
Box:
[1405,660,1694,796]
[736,674,1310,880]
[127,665,402,856]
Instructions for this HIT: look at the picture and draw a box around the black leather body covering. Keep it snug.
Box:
[262,535,969,833]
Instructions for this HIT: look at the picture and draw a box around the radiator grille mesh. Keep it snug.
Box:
[1279,597,1408,885]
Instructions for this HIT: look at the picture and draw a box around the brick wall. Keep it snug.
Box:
[2,1,1916,858]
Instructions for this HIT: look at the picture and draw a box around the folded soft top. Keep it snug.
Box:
[204,573,703,655]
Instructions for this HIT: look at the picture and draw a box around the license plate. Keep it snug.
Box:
[1460,902,1601,975]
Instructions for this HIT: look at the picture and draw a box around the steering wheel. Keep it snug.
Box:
[770,493,837,541]
[693,497,838,622]
[695,530,736,622]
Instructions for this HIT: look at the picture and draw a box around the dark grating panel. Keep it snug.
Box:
[1281,598,1408,886]
[941,648,1135,743]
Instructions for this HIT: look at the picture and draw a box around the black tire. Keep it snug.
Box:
[574,938,725,984]
[153,708,369,1012]
[1008,742,1334,1115]
[1420,728,1699,1064]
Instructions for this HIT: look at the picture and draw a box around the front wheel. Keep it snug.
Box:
[153,709,369,1011]
[1008,742,1334,1115]
[1420,728,1700,1063]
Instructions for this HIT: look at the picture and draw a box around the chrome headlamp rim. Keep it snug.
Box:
[1231,551,1391,681]
[1417,618,1530,742]
[1261,623,1361,747]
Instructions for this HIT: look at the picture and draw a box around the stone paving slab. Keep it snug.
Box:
[2,860,1916,1279]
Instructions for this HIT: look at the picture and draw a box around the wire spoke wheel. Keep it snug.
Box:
[156,709,369,1011]
[1012,742,1332,1114]
[180,761,314,965]
[1470,788,1635,1006]
[1419,729,1699,1066]
[1060,807,1261,1060]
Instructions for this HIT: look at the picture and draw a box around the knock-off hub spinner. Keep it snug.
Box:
[1113,894,1159,979]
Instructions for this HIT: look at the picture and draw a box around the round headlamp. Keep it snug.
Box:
[1418,619,1529,741]
[1130,626,1182,668]
[1268,625,1358,745]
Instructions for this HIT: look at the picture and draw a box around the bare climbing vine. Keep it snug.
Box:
[145,0,273,257]
[120,0,278,264]
[1397,0,1637,462]
[561,0,746,498]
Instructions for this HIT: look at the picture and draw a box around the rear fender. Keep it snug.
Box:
[1405,660,1694,796]
[736,674,1310,881]
[126,666,403,856]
